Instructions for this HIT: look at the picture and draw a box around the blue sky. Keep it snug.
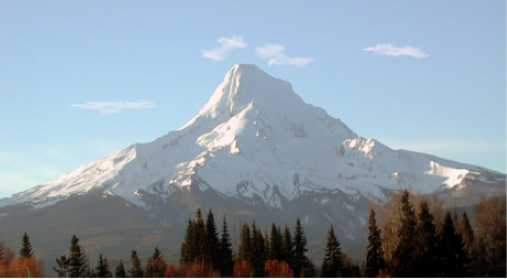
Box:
[0,0,505,197]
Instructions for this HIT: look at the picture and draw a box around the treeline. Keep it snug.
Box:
[0,193,504,278]
[366,191,506,277]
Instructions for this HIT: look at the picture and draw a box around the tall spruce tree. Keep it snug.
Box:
[238,222,252,263]
[205,209,220,271]
[193,208,206,263]
[459,212,476,274]
[281,225,294,266]
[251,222,265,277]
[219,216,234,277]
[440,211,469,277]
[415,201,439,277]
[68,235,88,278]
[129,250,144,278]
[264,229,270,260]
[19,232,34,259]
[180,219,195,264]
[114,259,127,278]
[321,225,343,277]
[366,209,385,277]
[268,224,283,261]
[145,247,167,278]
[293,218,310,277]
[392,190,418,277]
[95,254,112,278]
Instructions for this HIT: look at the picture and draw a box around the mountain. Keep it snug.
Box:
[0,64,504,268]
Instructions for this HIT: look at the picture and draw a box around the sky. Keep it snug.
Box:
[0,0,505,198]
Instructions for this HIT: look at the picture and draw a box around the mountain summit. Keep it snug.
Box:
[0,64,504,242]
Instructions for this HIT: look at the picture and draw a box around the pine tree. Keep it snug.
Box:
[459,212,476,274]
[321,225,343,277]
[238,222,252,263]
[180,219,195,264]
[53,255,69,278]
[145,247,167,278]
[251,222,265,277]
[219,216,234,277]
[440,211,468,277]
[19,232,34,259]
[392,190,418,277]
[114,259,127,278]
[129,250,144,278]
[192,208,206,263]
[264,230,270,260]
[68,235,88,278]
[268,224,283,261]
[205,209,220,271]
[415,201,439,277]
[366,209,385,277]
[281,225,294,266]
[293,218,310,277]
[95,254,112,278]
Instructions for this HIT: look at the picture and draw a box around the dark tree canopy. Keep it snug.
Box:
[366,209,385,277]
[19,232,34,259]
[321,225,343,278]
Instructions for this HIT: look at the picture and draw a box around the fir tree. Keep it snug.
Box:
[205,209,220,271]
[268,224,283,261]
[415,201,439,277]
[95,254,112,278]
[192,208,206,263]
[53,255,69,278]
[459,212,476,274]
[264,230,270,260]
[251,222,265,277]
[114,259,127,278]
[293,218,310,277]
[68,235,88,278]
[281,225,294,266]
[180,219,195,264]
[366,209,385,277]
[321,225,343,277]
[238,222,252,263]
[392,190,418,277]
[219,216,234,277]
[129,250,144,278]
[19,232,34,259]
[440,211,469,277]
[144,247,167,278]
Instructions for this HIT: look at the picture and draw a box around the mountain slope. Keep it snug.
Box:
[1,64,503,213]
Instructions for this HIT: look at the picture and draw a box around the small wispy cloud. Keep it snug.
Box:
[202,36,248,61]
[71,100,154,115]
[256,44,314,66]
[363,43,429,59]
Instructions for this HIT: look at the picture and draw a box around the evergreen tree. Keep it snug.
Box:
[219,216,234,277]
[180,219,195,264]
[68,235,88,278]
[192,208,206,263]
[129,250,144,278]
[440,211,469,277]
[95,254,112,278]
[293,218,310,277]
[238,222,252,263]
[264,230,270,260]
[251,222,265,277]
[415,201,439,277]
[392,190,418,277]
[268,224,283,261]
[53,255,69,278]
[281,225,294,266]
[366,209,385,277]
[321,225,343,277]
[459,212,477,274]
[19,232,34,259]
[114,259,127,278]
[205,209,220,271]
[144,247,167,278]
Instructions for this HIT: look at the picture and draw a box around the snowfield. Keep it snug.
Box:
[0,64,502,210]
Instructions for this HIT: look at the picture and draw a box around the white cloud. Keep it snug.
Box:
[256,44,314,66]
[71,100,154,115]
[202,36,248,61]
[363,43,429,58]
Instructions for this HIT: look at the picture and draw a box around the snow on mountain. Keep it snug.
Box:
[0,64,503,211]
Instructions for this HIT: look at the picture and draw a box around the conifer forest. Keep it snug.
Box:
[0,192,504,278]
